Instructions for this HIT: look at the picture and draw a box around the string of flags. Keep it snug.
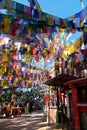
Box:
[0,0,87,95]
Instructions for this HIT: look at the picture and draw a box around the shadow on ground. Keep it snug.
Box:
[0,111,62,130]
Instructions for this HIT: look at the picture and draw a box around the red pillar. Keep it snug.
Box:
[72,86,80,130]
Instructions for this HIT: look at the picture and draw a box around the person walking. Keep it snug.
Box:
[29,98,33,114]
[24,97,30,114]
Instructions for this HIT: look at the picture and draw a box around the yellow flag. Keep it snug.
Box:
[36,3,41,13]
[69,14,75,19]
[3,16,10,33]
[40,12,47,21]
[47,14,54,26]
[4,0,13,11]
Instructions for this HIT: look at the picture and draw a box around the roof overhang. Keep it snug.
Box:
[44,74,78,87]
[64,77,87,87]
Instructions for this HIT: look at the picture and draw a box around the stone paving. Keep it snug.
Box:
[0,110,62,130]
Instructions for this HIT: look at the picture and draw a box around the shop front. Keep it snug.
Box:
[64,78,87,130]
[44,74,78,129]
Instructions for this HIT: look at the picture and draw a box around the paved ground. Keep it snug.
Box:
[0,110,62,130]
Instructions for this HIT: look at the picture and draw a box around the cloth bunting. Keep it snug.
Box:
[83,32,87,45]
[80,9,85,23]
[14,42,21,51]
[60,18,66,28]
[69,14,75,19]
[4,0,13,11]
[78,51,84,62]
[0,37,11,46]
[68,6,87,29]
[74,18,80,28]
[81,23,87,45]
[36,2,41,13]
[0,13,3,23]
[24,6,32,18]
[42,26,48,33]
[40,12,47,21]
[33,9,40,19]
[75,11,81,18]
[0,0,5,9]
[0,86,2,90]
[1,1,78,30]
[29,0,37,9]
[0,1,87,88]
[25,38,33,45]
[13,1,17,10]
[54,16,60,25]
[16,3,24,12]
[47,14,54,26]
[3,16,10,33]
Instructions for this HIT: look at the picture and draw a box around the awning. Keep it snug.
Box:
[64,77,87,87]
[44,74,78,87]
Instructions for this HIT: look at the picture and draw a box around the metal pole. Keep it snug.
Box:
[80,0,84,10]
[48,85,50,125]
[56,87,61,124]
[80,0,85,22]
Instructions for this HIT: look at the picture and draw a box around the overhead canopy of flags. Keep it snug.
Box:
[0,0,87,95]
[0,0,76,30]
